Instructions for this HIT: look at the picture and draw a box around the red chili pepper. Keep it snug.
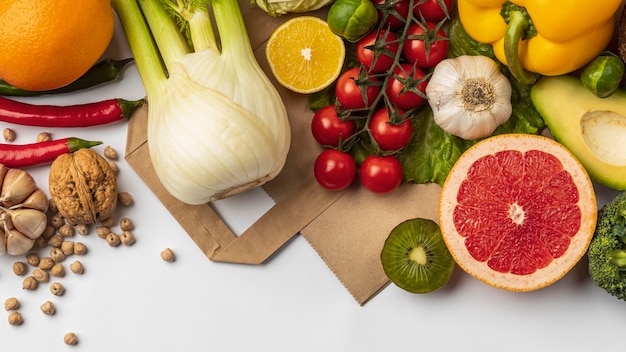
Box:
[0,97,144,127]
[0,138,102,168]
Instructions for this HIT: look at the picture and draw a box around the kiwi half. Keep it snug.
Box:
[380,218,455,294]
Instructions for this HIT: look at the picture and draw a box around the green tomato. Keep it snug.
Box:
[580,51,625,98]
[327,0,378,42]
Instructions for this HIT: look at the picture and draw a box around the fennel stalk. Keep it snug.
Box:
[112,0,291,204]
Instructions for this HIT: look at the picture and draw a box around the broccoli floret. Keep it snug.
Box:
[588,191,626,301]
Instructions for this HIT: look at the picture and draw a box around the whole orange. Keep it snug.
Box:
[0,0,115,91]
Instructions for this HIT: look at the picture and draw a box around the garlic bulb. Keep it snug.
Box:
[0,165,49,256]
[426,55,513,140]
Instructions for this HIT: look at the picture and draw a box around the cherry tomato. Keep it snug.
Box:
[385,63,428,110]
[369,107,413,151]
[402,21,448,69]
[335,67,381,110]
[311,105,357,147]
[413,0,454,23]
[314,149,357,191]
[372,0,411,31]
[360,155,403,194]
[356,29,400,73]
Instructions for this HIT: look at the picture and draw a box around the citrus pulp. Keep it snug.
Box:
[266,16,345,94]
[439,134,597,292]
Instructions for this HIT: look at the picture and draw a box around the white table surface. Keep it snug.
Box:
[2,12,625,352]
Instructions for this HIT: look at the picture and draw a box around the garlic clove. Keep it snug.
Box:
[6,229,35,256]
[9,209,47,240]
[0,169,37,207]
[14,188,49,213]
[0,164,8,188]
[0,228,6,256]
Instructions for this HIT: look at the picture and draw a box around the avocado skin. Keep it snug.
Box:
[530,75,626,190]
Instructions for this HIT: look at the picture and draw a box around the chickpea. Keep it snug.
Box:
[48,198,58,213]
[49,282,65,296]
[3,127,15,142]
[22,276,38,290]
[36,131,51,142]
[47,234,64,248]
[8,311,23,326]
[104,145,118,160]
[119,217,134,231]
[34,235,48,249]
[58,224,75,237]
[50,263,65,277]
[39,257,55,270]
[40,301,56,315]
[41,225,55,240]
[100,216,115,228]
[61,241,75,256]
[50,247,66,262]
[106,232,121,247]
[75,224,89,236]
[25,253,40,266]
[120,231,136,246]
[50,214,65,228]
[73,242,87,255]
[161,248,175,262]
[69,261,84,274]
[64,332,78,345]
[4,297,19,311]
[117,192,134,206]
[32,268,50,283]
[12,261,27,276]
[95,226,110,239]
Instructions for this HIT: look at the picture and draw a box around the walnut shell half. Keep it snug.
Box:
[48,149,117,225]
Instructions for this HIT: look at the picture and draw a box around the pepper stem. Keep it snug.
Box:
[503,7,538,85]
[66,138,102,152]
[118,98,146,120]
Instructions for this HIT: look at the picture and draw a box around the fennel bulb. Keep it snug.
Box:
[112,0,291,204]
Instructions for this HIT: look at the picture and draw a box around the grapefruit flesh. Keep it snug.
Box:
[439,134,597,292]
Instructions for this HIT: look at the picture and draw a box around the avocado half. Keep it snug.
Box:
[530,75,626,190]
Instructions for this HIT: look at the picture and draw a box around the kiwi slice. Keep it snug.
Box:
[380,218,455,293]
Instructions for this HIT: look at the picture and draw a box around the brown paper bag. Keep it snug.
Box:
[123,1,441,305]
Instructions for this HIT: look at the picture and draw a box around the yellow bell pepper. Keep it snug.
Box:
[457,0,621,84]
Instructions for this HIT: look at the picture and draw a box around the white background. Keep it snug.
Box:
[1,9,625,352]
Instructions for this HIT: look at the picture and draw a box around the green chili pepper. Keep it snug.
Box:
[327,0,378,42]
[580,51,625,98]
[0,58,134,97]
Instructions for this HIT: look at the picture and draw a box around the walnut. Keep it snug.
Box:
[48,149,117,225]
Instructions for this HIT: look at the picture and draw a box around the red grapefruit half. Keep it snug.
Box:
[439,134,597,292]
